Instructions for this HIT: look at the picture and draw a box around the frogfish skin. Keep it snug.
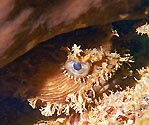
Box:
[27,44,133,116]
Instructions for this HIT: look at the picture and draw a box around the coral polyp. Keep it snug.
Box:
[28,44,133,116]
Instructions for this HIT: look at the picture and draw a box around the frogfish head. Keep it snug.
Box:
[28,44,133,116]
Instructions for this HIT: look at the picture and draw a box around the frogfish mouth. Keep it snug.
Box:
[27,44,133,116]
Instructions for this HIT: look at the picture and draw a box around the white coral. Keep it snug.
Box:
[136,22,149,37]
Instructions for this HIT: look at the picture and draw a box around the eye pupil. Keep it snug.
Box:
[73,62,82,70]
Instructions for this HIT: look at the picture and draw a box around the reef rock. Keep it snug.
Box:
[0,0,148,68]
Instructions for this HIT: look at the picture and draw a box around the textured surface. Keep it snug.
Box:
[0,20,149,124]
[27,44,132,116]
[0,0,148,68]
[0,3,149,123]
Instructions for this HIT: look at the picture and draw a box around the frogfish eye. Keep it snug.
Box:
[65,60,90,78]
[73,62,82,71]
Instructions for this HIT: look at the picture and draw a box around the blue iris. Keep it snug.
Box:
[73,62,82,70]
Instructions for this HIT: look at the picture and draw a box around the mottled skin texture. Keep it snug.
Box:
[0,0,148,68]
[0,27,109,99]
[0,1,149,123]
[1,19,149,124]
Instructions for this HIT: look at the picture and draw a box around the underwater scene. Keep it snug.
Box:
[0,0,149,125]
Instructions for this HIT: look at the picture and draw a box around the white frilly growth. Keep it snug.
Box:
[136,22,149,37]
